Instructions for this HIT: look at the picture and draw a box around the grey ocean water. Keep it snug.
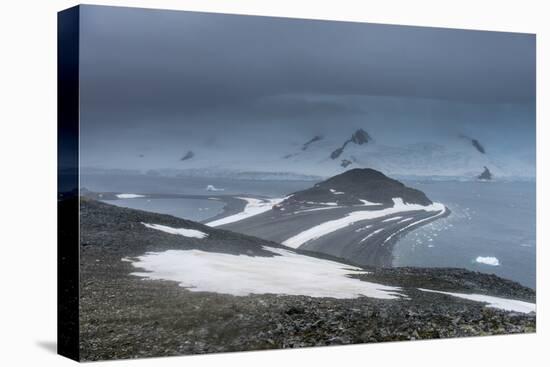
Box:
[107,198,226,222]
[394,180,536,288]
[84,174,536,288]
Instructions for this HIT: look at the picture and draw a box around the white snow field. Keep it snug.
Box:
[116,193,145,199]
[128,246,402,299]
[475,256,500,266]
[206,197,286,227]
[141,223,208,239]
[418,288,535,313]
[282,198,446,249]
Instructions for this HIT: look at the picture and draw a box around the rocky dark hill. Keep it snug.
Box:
[73,198,535,361]
[330,128,372,160]
[302,135,323,151]
[478,166,492,180]
[180,150,194,161]
[79,198,285,258]
[279,168,432,208]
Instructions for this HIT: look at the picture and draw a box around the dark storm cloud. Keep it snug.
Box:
[79,4,535,127]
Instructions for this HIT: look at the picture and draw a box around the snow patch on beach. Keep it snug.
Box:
[116,193,145,199]
[382,216,403,222]
[206,197,286,227]
[129,246,402,299]
[418,288,535,313]
[306,201,339,206]
[283,198,445,249]
[476,256,500,266]
[358,199,383,206]
[142,223,208,239]
[360,228,384,243]
[329,189,345,195]
[294,206,342,214]
[398,217,414,223]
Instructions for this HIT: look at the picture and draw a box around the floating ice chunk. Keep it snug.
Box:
[206,185,224,192]
[475,256,500,266]
[116,193,145,199]
[142,223,208,239]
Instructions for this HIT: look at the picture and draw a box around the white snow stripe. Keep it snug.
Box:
[358,199,383,206]
[142,223,208,239]
[398,217,414,223]
[360,228,384,243]
[418,288,535,314]
[382,216,403,222]
[382,206,447,245]
[206,197,287,227]
[282,198,445,249]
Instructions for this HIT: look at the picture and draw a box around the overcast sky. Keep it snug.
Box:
[78,5,535,171]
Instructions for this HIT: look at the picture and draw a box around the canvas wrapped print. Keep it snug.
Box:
[57,4,536,362]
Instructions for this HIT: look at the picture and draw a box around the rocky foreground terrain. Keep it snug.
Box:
[76,199,535,361]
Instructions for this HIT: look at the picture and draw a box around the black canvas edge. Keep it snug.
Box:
[57,5,80,362]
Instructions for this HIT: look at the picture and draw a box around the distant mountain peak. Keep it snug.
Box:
[341,159,353,168]
[180,150,195,161]
[350,129,371,145]
[478,166,492,180]
[330,128,373,160]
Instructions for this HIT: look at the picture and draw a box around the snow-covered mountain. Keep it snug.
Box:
[82,128,534,181]
[264,129,529,180]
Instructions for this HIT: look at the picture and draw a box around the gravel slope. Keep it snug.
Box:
[76,199,535,361]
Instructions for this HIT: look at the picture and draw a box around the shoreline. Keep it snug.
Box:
[75,198,535,361]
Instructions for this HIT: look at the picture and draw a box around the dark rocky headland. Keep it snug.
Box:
[74,199,535,361]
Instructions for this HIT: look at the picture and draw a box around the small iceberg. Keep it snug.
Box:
[475,256,500,266]
[206,185,224,192]
[116,193,145,199]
